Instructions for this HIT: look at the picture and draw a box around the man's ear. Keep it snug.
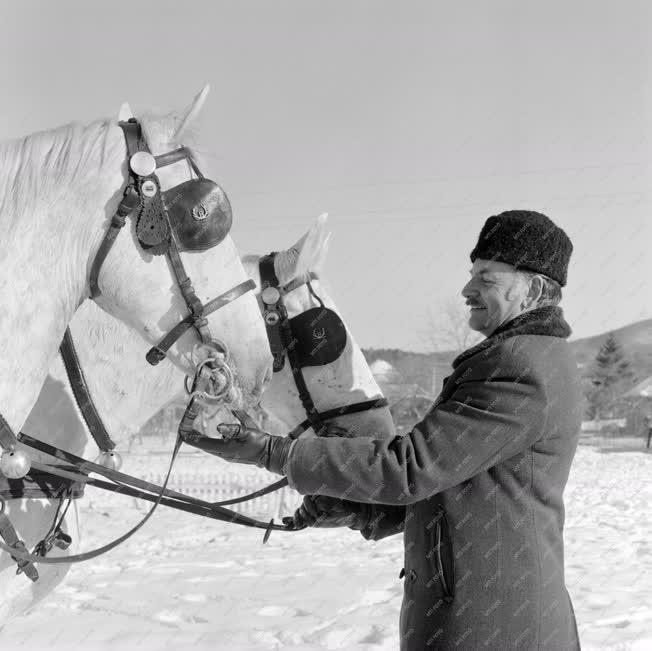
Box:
[524,274,544,308]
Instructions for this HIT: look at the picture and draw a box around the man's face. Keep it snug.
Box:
[461,259,529,337]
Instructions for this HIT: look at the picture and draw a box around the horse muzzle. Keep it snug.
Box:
[187,340,240,406]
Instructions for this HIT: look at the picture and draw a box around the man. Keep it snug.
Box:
[185,210,582,650]
[644,415,652,449]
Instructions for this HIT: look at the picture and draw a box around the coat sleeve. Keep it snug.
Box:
[359,504,407,541]
[286,340,549,504]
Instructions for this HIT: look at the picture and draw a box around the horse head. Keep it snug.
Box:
[243,214,394,438]
[86,87,272,408]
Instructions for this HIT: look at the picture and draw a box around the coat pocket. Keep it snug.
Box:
[433,509,455,604]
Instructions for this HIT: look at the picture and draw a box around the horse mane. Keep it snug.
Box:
[0,110,198,227]
[0,120,120,222]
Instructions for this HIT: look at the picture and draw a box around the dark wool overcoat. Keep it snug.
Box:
[286,306,582,650]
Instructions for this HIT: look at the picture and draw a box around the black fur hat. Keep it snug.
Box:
[470,210,573,286]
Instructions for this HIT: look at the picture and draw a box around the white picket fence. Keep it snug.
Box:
[140,469,301,519]
[581,418,627,432]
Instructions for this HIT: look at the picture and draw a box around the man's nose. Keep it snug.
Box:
[461,279,475,297]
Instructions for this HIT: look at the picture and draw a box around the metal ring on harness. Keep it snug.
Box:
[184,340,235,404]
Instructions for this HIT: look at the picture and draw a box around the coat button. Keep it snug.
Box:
[399,568,417,581]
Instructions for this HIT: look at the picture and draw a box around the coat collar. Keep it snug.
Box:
[452,306,572,369]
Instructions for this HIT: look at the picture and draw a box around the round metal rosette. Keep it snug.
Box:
[265,310,280,326]
[261,287,281,305]
[0,449,31,479]
[130,151,157,177]
[141,179,158,197]
[94,450,123,471]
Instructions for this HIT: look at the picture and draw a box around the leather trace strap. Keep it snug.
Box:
[59,328,116,452]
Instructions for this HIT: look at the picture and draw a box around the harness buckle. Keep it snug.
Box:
[146,346,167,366]
[12,541,39,582]
[116,186,140,218]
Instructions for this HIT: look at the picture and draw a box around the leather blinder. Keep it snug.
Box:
[287,307,347,368]
[163,178,232,252]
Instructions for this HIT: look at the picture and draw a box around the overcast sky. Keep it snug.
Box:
[2,1,651,351]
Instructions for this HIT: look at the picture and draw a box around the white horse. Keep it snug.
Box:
[0,89,272,622]
[1,216,393,625]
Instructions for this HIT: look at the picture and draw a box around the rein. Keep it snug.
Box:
[0,399,288,570]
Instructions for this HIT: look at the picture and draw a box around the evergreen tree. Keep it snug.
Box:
[588,333,634,419]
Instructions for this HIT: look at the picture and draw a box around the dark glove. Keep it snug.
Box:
[181,409,293,475]
[283,495,371,530]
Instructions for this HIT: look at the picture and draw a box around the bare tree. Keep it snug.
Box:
[422,297,483,354]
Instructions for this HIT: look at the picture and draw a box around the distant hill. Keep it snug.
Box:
[363,318,652,394]
[569,318,652,380]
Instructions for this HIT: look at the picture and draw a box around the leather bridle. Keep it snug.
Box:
[89,118,255,368]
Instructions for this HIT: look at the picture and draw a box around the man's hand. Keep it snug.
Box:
[181,409,293,475]
[283,495,371,530]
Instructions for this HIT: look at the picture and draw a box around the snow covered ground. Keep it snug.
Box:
[1,441,650,651]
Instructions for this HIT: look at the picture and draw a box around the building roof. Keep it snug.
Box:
[369,359,402,383]
[623,376,652,399]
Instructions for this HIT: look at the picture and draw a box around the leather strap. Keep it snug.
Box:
[59,329,116,452]
[0,501,39,581]
[259,253,280,287]
[89,119,141,299]
[259,253,324,431]
[0,436,183,565]
[213,397,390,507]
[0,412,18,452]
[259,253,289,372]
[27,459,290,532]
[145,278,256,365]
[154,147,191,169]
[155,147,203,178]
[16,430,287,532]
[166,243,209,336]
[89,187,140,299]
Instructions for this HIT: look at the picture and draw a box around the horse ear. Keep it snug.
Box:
[275,213,329,283]
[173,84,210,141]
[118,102,133,121]
[296,213,330,276]
[314,231,331,271]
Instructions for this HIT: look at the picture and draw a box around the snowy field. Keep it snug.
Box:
[1,440,651,651]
